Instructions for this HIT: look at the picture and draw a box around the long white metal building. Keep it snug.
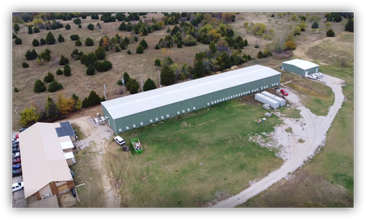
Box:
[102,65,281,134]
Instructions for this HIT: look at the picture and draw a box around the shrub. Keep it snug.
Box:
[334,14,342,22]
[22,62,29,68]
[81,52,97,67]
[34,79,46,93]
[126,78,139,94]
[254,44,259,48]
[177,41,183,48]
[155,44,160,50]
[326,29,335,37]
[91,14,99,20]
[73,18,81,25]
[48,81,63,92]
[40,38,46,45]
[38,48,51,62]
[56,69,63,75]
[32,39,40,46]
[95,47,106,60]
[115,45,121,52]
[58,34,65,42]
[86,65,95,75]
[13,33,17,39]
[119,40,127,49]
[139,38,148,49]
[14,23,20,32]
[85,37,94,46]
[136,45,144,54]
[14,38,22,45]
[155,58,161,66]
[64,64,71,76]
[28,26,33,34]
[143,78,156,91]
[75,40,82,46]
[65,24,71,30]
[71,49,83,60]
[127,50,131,54]
[345,18,354,32]
[216,51,231,70]
[33,26,40,33]
[82,14,87,19]
[160,65,175,86]
[182,34,197,46]
[193,60,205,79]
[70,34,80,41]
[117,79,122,85]
[123,72,130,85]
[45,31,56,44]
[94,60,112,72]
[14,87,19,92]
[20,107,40,127]
[87,23,94,30]
[44,72,55,83]
[25,49,38,60]
[59,55,69,65]
[118,22,127,31]
[82,90,102,108]
[134,36,138,42]
[311,22,319,29]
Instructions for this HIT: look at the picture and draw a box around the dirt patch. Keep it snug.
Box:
[68,114,121,207]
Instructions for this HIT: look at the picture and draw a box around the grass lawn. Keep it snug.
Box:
[99,98,284,207]
[281,71,334,116]
[237,32,354,207]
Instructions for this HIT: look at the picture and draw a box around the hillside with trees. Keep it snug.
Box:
[12,12,353,129]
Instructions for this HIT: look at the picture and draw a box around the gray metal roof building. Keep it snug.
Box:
[102,65,281,134]
[281,59,319,77]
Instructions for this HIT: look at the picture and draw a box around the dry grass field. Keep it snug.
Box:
[12,12,348,130]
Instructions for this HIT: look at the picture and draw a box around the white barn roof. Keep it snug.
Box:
[282,59,319,70]
[19,123,73,199]
[102,65,281,119]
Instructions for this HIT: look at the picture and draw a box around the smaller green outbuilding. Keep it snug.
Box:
[281,59,319,77]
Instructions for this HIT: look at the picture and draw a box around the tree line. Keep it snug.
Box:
[20,91,104,126]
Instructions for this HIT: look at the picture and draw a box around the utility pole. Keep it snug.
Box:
[122,77,125,94]
[140,74,144,92]
[158,70,161,87]
[104,84,107,100]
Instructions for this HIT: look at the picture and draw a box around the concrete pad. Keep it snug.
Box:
[28,195,59,208]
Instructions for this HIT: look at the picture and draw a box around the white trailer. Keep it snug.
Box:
[255,93,279,109]
[261,91,286,107]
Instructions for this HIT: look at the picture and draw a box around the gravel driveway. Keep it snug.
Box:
[212,74,345,208]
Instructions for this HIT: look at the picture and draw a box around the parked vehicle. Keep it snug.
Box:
[71,187,76,197]
[280,89,288,96]
[19,127,28,133]
[12,182,24,192]
[12,157,21,164]
[12,152,20,159]
[12,164,21,170]
[12,147,20,153]
[12,169,22,177]
[307,74,315,80]
[12,138,19,144]
[314,73,320,78]
[70,169,75,178]
[318,72,323,77]
[12,142,19,148]
[312,73,318,79]
[114,136,125,146]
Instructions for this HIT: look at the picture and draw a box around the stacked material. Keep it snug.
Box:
[255,93,279,109]
[261,91,286,107]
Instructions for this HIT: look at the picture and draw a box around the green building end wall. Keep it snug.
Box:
[105,74,281,134]
[283,63,319,76]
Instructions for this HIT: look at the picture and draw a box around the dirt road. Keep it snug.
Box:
[68,116,122,208]
[212,74,345,208]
